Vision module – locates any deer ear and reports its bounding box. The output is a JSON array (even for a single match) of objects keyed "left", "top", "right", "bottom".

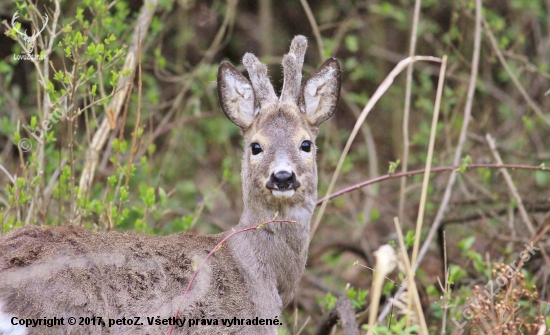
[
  {"left": 218, "top": 61, "right": 257, "bottom": 129},
  {"left": 299, "top": 58, "right": 341, "bottom": 127}
]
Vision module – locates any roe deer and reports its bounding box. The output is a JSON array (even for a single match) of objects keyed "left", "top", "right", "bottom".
[{"left": 0, "top": 35, "right": 340, "bottom": 335}]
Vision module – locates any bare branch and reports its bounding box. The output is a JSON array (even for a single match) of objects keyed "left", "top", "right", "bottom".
[
  {"left": 398, "top": 0, "right": 422, "bottom": 223},
  {"left": 483, "top": 17, "right": 550, "bottom": 127},
  {"left": 78, "top": 0, "right": 159, "bottom": 198},
  {"left": 299, "top": 0, "right": 324, "bottom": 60},
  {"left": 313, "top": 296, "right": 359, "bottom": 335},
  {"left": 486, "top": 134, "right": 536, "bottom": 235},
  {"left": 316, "top": 163, "right": 550, "bottom": 205}
]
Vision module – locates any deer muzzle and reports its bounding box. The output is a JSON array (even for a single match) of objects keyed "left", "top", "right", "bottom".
[{"left": 266, "top": 171, "right": 301, "bottom": 199}]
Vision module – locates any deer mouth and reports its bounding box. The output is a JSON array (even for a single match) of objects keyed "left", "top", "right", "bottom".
[
  {"left": 270, "top": 189, "right": 296, "bottom": 199},
  {"left": 266, "top": 183, "right": 300, "bottom": 199}
]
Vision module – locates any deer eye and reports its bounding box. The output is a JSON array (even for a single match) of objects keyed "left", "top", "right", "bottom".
[
  {"left": 300, "top": 140, "right": 312, "bottom": 152},
  {"left": 251, "top": 143, "right": 263, "bottom": 155}
]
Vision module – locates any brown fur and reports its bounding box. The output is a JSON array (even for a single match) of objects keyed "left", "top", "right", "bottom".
[
  {"left": 0, "top": 225, "right": 253, "bottom": 334},
  {"left": 0, "top": 36, "right": 340, "bottom": 335}
]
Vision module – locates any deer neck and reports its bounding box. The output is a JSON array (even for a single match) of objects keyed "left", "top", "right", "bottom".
[{"left": 228, "top": 188, "right": 316, "bottom": 314}]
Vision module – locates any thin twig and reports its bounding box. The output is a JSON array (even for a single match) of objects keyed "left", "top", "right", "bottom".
[
  {"left": 485, "top": 134, "right": 536, "bottom": 235},
  {"left": 354, "top": 262, "right": 399, "bottom": 286},
  {"left": 393, "top": 217, "right": 429, "bottom": 335},
  {"left": 299, "top": 0, "right": 324, "bottom": 60},
  {"left": 439, "top": 231, "right": 449, "bottom": 334},
  {"left": 126, "top": 29, "right": 143, "bottom": 191},
  {"left": 296, "top": 316, "right": 310, "bottom": 335},
  {"left": 483, "top": 17, "right": 550, "bottom": 127},
  {"left": 316, "top": 163, "right": 550, "bottom": 205},
  {"left": 259, "top": 0, "right": 273, "bottom": 57},
  {"left": 23, "top": 0, "right": 61, "bottom": 225},
  {"left": 0, "top": 164, "right": 15, "bottom": 184},
  {"left": 341, "top": 88, "right": 379, "bottom": 245},
  {"left": 398, "top": 0, "right": 422, "bottom": 223},
  {"left": 410, "top": 54, "right": 447, "bottom": 267},
  {"left": 406, "top": 54, "right": 447, "bottom": 331}
]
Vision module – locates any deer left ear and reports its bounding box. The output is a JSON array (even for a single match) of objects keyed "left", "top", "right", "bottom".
[{"left": 299, "top": 58, "right": 341, "bottom": 127}]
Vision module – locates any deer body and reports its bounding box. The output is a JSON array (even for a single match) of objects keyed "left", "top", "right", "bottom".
[{"left": 0, "top": 36, "right": 340, "bottom": 335}]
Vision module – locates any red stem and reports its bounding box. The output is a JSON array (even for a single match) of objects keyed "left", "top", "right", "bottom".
[{"left": 316, "top": 163, "right": 550, "bottom": 205}]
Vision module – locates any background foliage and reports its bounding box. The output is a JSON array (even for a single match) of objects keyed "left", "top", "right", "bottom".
[{"left": 1, "top": 0, "right": 549, "bottom": 333}]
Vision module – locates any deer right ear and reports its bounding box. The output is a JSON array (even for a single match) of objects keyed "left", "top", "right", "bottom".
[
  {"left": 299, "top": 58, "right": 341, "bottom": 127},
  {"left": 218, "top": 61, "right": 257, "bottom": 129}
]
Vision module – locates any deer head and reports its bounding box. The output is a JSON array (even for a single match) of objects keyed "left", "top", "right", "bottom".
[
  {"left": 217, "top": 36, "right": 341, "bottom": 214},
  {"left": 11, "top": 11, "right": 49, "bottom": 54}
]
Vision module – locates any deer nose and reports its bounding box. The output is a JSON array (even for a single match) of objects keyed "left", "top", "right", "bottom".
[
  {"left": 267, "top": 171, "right": 300, "bottom": 190},
  {"left": 274, "top": 171, "right": 293, "bottom": 185}
]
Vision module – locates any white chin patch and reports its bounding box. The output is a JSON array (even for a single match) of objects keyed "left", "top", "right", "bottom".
[{"left": 272, "top": 190, "right": 295, "bottom": 199}]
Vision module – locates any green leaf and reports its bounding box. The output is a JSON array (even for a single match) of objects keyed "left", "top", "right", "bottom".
[
  {"left": 147, "top": 144, "right": 156, "bottom": 155},
  {"left": 112, "top": 138, "right": 120, "bottom": 151},
  {"left": 135, "top": 218, "right": 146, "bottom": 232},
  {"left": 324, "top": 292, "right": 337, "bottom": 311},
  {"left": 13, "top": 131, "right": 20, "bottom": 144},
  {"left": 142, "top": 186, "right": 155, "bottom": 208},
  {"left": 108, "top": 175, "right": 117, "bottom": 187},
  {"left": 86, "top": 65, "right": 94, "bottom": 78},
  {"left": 535, "top": 170, "right": 550, "bottom": 187},
  {"left": 370, "top": 208, "right": 380, "bottom": 222},
  {"left": 30, "top": 116, "right": 37, "bottom": 130},
  {"left": 86, "top": 43, "right": 96, "bottom": 56},
  {"left": 458, "top": 236, "right": 475, "bottom": 251},
  {"left": 120, "top": 186, "right": 129, "bottom": 202},
  {"left": 457, "top": 155, "right": 472, "bottom": 173},
  {"left": 388, "top": 159, "right": 400, "bottom": 173},
  {"left": 345, "top": 35, "right": 359, "bottom": 53},
  {"left": 54, "top": 70, "right": 64, "bottom": 82},
  {"left": 404, "top": 230, "right": 415, "bottom": 248}
]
